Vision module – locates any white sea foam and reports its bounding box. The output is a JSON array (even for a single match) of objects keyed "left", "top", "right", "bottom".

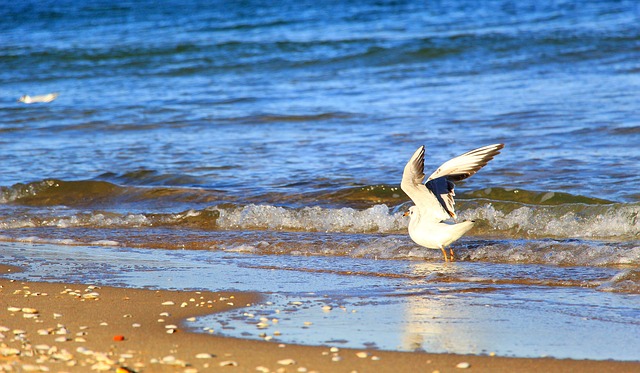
[
  {"left": 213, "top": 204, "right": 404, "bottom": 233},
  {"left": 461, "top": 203, "right": 639, "bottom": 239}
]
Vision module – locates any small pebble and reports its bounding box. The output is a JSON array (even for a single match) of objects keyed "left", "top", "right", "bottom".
[
  {"left": 456, "top": 362, "right": 471, "bottom": 369},
  {"left": 356, "top": 352, "right": 368, "bottom": 358},
  {"left": 161, "top": 301, "right": 175, "bottom": 306},
  {"left": 219, "top": 360, "right": 238, "bottom": 367},
  {"left": 195, "top": 353, "right": 214, "bottom": 359},
  {"left": 277, "top": 358, "right": 296, "bottom": 365}
]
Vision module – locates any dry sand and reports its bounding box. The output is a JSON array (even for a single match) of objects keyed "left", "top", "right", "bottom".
[{"left": 1, "top": 264, "right": 638, "bottom": 373}]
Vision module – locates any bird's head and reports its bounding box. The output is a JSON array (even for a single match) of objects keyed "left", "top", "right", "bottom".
[{"left": 403, "top": 206, "right": 417, "bottom": 218}]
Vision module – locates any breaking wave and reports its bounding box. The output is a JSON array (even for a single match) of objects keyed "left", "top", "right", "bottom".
[{"left": 0, "top": 178, "right": 638, "bottom": 241}]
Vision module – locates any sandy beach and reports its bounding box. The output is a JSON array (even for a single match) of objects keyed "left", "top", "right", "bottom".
[{"left": 1, "top": 264, "right": 638, "bottom": 373}]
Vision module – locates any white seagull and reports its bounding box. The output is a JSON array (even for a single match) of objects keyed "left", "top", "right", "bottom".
[{"left": 401, "top": 144, "right": 504, "bottom": 262}]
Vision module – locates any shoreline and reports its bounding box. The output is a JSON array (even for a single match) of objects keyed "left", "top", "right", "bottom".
[{"left": 1, "top": 264, "right": 638, "bottom": 373}]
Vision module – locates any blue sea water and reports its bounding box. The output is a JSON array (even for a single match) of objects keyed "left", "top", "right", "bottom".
[{"left": 0, "top": 0, "right": 639, "bottom": 361}]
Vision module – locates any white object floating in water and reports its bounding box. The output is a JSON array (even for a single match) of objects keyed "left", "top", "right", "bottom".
[{"left": 18, "top": 93, "right": 59, "bottom": 104}]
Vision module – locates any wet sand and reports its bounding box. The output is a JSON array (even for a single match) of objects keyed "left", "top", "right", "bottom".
[{"left": 1, "top": 264, "right": 638, "bottom": 373}]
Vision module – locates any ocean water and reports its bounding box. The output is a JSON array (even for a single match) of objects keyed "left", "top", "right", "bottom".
[{"left": 1, "top": 0, "right": 639, "bottom": 360}]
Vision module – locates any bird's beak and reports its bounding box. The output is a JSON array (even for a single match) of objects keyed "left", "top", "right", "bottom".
[{"left": 403, "top": 211, "right": 410, "bottom": 217}]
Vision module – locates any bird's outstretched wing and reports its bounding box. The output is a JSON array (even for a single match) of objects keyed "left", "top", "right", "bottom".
[
  {"left": 401, "top": 145, "right": 451, "bottom": 222},
  {"left": 426, "top": 144, "right": 504, "bottom": 218},
  {"left": 402, "top": 144, "right": 504, "bottom": 221}
]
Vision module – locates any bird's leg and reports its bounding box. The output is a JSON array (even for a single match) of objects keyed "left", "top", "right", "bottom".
[
  {"left": 439, "top": 247, "right": 449, "bottom": 262},
  {"left": 449, "top": 248, "right": 456, "bottom": 262}
]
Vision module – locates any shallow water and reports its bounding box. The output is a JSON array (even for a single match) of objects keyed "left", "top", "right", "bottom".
[
  {"left": 2, "top": 242, "right": 639, "bottom": 361},
  {"left": 1, "top": 0, "right": 639, "bottom": 362}
]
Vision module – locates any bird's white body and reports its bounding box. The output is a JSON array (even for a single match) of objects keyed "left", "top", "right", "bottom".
[
  {"left": 407, "top": 207, "right": 474, "bottom": 250},
  {"left": 401, "top": 144, "right": 504, "bottom": 261}
]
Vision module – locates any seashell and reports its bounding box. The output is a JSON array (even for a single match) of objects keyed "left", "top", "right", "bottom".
[
  {"left": 166, "top": 329, "right": 177, "bottom": 334},
  {"left": 0, "top": 347, "right": 21, "bottom": 356},
  {"left": 13, "top": 329, "right": 26, "bottom": 335},
  {"left": 165, "top": 324, "right": 178, "bottom": 329},
  {"left": 20, "top": 364, "right": 45, "bottom": 372},
  {"left": 180, "top": 302, "right": 188, "bottom": 307},
  {"left": 161, "top": 355, "right": 176, "bottom": 364},
  {"left": 159, "top": 312, "right": 170, "bottom": 317},
  {"left": 161, "top": 301, "right": 175, "bottom": 306},
  {"left": 331, "top": 356, "right": 342, "bottom": 362},
  {"left": 56, "top": 327, "right": 69, "bottom": 335},
  {"left": 456, "top": 362, "right": 471, "bottom": 369},
  {"left": 34, "top": 344, "right": 51, "bottom": 352},
  {"left": 7, "top": 307, "right": 21, "bottom": 312},
  {"left": 82, "top": 292, "right": 100, "bottom": 299},
  {"left": 77, "top": 347, "right": 94, "bottom": 355},
  {"left": 277, "top": 358, "right": 296, "bottom": 365},
  {"left": 195, "top": 353, "right": 213, "bottom": 359},
  {"left": 91, "top": 361, "right": 112, "bottom": 371},
  {"left": 132, "top": 323, "right": 141, "bottom": 328},
  {"left": 51, "top": 350, "right": 74, "bottom": 362},
  {"left": 356, "top": 352, "right": 369, "bottom": 358},
  {"left": 54, "top": 336, "right": 68, "bottom": 342},
  {"left": 329, "top": 347, "right": 339, "bottom": 353},
  {"left": 371, "top": 356, "right": 381, "bottom": 361},
  {"left": 22, "top": 307, "right": 39, "bottom": 314}
]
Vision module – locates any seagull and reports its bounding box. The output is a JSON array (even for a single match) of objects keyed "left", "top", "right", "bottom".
[
  {"left": 401, "top": 144, "right": 504, "bottom": 262},
  {"left": 18, "top": 93, "right": 59, "bottom": 104}
]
